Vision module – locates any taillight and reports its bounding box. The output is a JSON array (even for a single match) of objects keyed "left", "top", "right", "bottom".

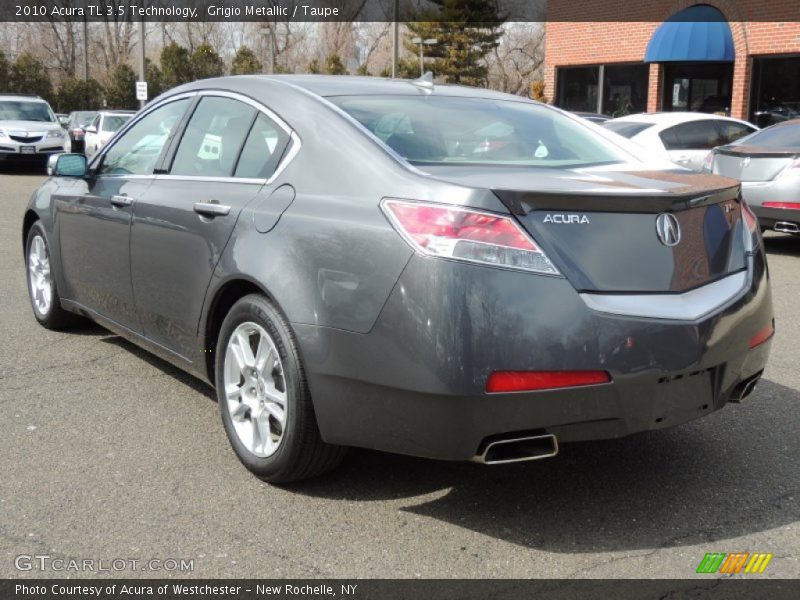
[
  {"left": 777, "top": 158, "right": 800, "bottom": 177},
  {"left": 762, "top": 202, "right": 800, "bottom": 211},
  {"left": 741, "top": 200, "right": 760, "bottom": 253},
  {"left": 486, "top": 370, "right": 611, "bottom": 393},
  {"left": 748, "top": 323, "right": 774, "bottom": 349},
  {"left": 381, "top": 199, "right": 559, "bottom": 275},
  {"left": 702, "top": 151, "right": 715, "bottom": 172}
]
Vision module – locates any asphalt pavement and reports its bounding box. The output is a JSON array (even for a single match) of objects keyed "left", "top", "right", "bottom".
[{"left": 1, "top": 170, "right": 798, "bottom": 579}]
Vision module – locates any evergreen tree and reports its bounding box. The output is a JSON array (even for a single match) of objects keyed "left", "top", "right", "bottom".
[
  {"left": 405, "top": 0, "right": 504, "bottom": 85},
  {"left": 56, "top": 77, "right": 104, "bottom": 112},
  {"left": 9, "top": 53, "right": 54, "bottom": 101},
  {"left": 146, "top": 59, "right": 164, "bottom": 99},
  {"left": 0, "top": 51, "right": 9, "bottom": 91},
  {"left": 160, "top": 42, "right": 193, "bottom": 90},
  {"left": 231, "top": 46, "right": 262, "bottom": 75},
  {"left": 324, "top": 54, "right": 347, "bottom": 75},
  {"left": 191, "top": 43, "right": 225, "bottom": 80},
  {"left": 104, "top": 64, "right": 137, "bottom": 109}
]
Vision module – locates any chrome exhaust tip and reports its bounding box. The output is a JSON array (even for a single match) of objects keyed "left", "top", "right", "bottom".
[
  {"left": 730, "top": 372, "right": 762, "bottom": 403},
  {"left": 473, "top": 434, "right": 559, "bottom": 465},
  {"left": 774, "top": 221, "right": 800, "bottom": 234}
]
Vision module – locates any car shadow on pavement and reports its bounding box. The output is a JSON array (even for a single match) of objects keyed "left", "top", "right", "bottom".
[
  {"left": 293, "top": 378, "right": 800, "bottom": 553},
  {"left": 763, "top": 233, "right": 800, "bottom": 257},
  {"left": 96, "top": 332, "right": 216, "bottom": 400}
]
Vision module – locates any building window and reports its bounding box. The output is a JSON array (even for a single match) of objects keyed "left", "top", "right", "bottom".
[
  {"left": 749, "top": 55, "right": 800, "bottom": 127},
  {"left": 556, "top": 64, "right": 648, "bottom": 116},
  {"left": 661, "top": 62, "right": 733, "bottom": 115}
]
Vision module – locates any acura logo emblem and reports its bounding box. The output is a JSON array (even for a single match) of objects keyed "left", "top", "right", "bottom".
[
  {"left": 655, "top": 213, "right": 681, "bottom": 247},
  {"left": 742, "top": 157, "right": 751, "bottom": 168}
]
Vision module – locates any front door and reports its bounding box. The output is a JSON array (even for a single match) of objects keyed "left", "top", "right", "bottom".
[{"left": 55, "top": 97, "right": 191, "bottom": 332}]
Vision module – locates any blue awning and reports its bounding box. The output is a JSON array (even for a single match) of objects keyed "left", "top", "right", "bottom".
[{"left": 644, "top": 4, "right": 734, "bottom": 63}]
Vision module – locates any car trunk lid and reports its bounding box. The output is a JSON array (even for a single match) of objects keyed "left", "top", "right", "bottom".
[
  {"left": 713, "top": 145, "right": 799, "bottom": 182},
  {"left": 421, "top": 165, "right": 747, "bottom": 293}
]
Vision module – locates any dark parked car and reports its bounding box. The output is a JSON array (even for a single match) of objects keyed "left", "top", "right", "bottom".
[
  {"left": 707, "top": 119, "right": 800, "bottom": 235},
  {"left": 23, "top": 76, "right": 773, "bottom": 482},
  {"left": 66, "top": 110, "right": 98, "bottom": 153}
]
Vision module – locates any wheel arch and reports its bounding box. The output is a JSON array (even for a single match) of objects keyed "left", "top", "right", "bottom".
[
  {"left": 202, "top": 277, "right": 280, "bottom": 383},
  {"left": 22, "top": 209, "right": 40, "bottom": 253}
]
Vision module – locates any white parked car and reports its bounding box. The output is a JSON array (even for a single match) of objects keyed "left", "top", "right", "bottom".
[
  {"left": 0, "top": 94, "right": 70, "bottom": 167},
  {"left": 603, "top": 112, "right": 758, "bottom": 171},
  {"left": 84, "top": 110, "right": 134, "bottom": 157}
]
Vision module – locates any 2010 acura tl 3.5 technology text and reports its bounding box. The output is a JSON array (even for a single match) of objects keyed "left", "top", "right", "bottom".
[{"left": 22, "top": 75, "right": 774, "bottom": 482}]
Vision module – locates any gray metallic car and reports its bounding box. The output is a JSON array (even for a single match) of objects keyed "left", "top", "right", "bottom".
[
  {"left": 22, "top": 76, "right": 774, "bottom": 482},
  {"left": 708, "top": 119, "right": 800, "bottom": 235}
]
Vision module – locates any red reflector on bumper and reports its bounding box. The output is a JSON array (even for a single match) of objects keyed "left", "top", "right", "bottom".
[
  {"left": 486, "top": 370, "right": 611, "bottom": 393},
  {"left": 762, "top": 202, "right": 800, "bottom": 211},
  {"left": 748, "top": 323, "right": 775, "bottom": 349}
]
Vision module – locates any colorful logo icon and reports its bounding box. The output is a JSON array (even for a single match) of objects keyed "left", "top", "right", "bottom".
[{"left": 696, "top": 552, "right": 773, "bottom": 574}]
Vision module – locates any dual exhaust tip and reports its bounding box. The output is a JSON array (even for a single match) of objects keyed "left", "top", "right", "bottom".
[
  {"left": 473, "top": 433, "right": 559, "bottom": 465},
  {"left": 774, "top": 221, "right": 800, "bottom": 234}
]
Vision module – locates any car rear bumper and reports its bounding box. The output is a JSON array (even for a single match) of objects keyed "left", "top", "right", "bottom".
[
  {"left": 742, "top": 180, "right": 800, "bottom": 233},
  {"left": 751, "top": 205, "right": 800, "bottom": 234},
  {"left": 295, "top": 251, "right": 773, "bottom": 461}
]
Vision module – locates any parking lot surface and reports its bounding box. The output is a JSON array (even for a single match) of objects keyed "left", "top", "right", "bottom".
[{"left": 1, "top": 171, "right": 798, "bottom": 578}]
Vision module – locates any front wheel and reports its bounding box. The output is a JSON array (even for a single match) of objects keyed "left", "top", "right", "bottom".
[
  {"left": 25, "top": 221, "right": 76, "bottom": 329},
  {"left": 215, "top": 294, "right": 346, "bottom": 483}
]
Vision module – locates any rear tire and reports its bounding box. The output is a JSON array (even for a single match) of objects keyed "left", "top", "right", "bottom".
[
  {"left": 215, "top": 294, "right": 346, "bottom": 483},
  {"left": 25, "top": 221, "right": 76, "bottom": 330}
]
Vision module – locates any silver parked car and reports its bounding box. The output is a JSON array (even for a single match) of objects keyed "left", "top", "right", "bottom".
[{"left": 707, "top": 119, "right": 800, "bottom": 235}]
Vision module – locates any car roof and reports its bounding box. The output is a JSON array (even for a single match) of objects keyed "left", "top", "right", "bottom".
[
  {"left": 180, "top": 74, "right": 535, "bottom": 103},
  {"left": 0, "top": 95, "right": 47, "bottom": 103},
  {"left": 608, "top": 112, "right": 745, "bottom": 126},
  {"left": 99, "top": 110, "right": 135, "bottom": 116}
]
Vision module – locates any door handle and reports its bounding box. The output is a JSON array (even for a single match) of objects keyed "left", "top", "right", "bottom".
[
  {"left": 110, "top": 195, "right": 133, "bottom": 207},
  {"left": 193, "top": 202, "right": 231, "bottom": 217}
]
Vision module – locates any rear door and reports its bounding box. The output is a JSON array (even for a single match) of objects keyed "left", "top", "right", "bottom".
[
  {"left": 55, "top": 98, "right": 191, "bottom": 331},
  {"left": 130, "top": 93, "right": 293, "bottom": 358}
]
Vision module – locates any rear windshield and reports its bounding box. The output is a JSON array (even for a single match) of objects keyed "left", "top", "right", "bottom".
[
  {"left": 102, "top": 115, "right": 132, "bottom": 132},
  {"left": 0, "top": 100, "right": 55, "bottom": 122},
  {"left": 731, "top": 121, "right": 800, "bottom": 149},
  {"left": 602, "top": 120, "right": 653, "bottom": 139},
  {"left": 331, "top": 95, "right": 631, "bottom": 168}
]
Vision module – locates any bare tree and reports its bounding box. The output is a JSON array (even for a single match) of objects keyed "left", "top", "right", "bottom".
[{"left": 486, "top": 22, "right": 545, "bottom": 96}]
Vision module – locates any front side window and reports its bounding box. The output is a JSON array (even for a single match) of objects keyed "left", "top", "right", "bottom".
[
  {"left": 333, "top": 95, "right": 632, "bottom": 168},
  {"left": 0, "top": 100, "right": 55, "bottom": 122},
  {"left": 170, "top": 97, "right": 255, "bottom": 177},
  {"left": 98, "top": 99, "right": 189, "bottom": 176}
]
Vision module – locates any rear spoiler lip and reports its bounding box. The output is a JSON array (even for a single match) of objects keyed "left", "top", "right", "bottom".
[
  {"left": 494, "top": 184, "right": 741, "bottom": 216},
  {"left": 714, "top": 146, "right": 800, "bottom": 159}
]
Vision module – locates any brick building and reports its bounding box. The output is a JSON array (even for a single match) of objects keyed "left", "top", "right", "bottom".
[{"left": 544, "top": 1, "right": 800, "bottom": 126}]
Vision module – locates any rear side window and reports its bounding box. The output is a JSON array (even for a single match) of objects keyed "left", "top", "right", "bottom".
[
  {"left": 716, "top": 121, "right": 756, "bottom": 145},
  {"left": 602, "top": 121, "right": 653, "bottom": 139},
  {"left": 660, "top": 120, "right": 723, "bottom": 150},
  {"left": 170, "top": 97, "right": 255, "bottom": 177},
  {"left": 234, "top": 112, "right": 291, "bottom": 179}
]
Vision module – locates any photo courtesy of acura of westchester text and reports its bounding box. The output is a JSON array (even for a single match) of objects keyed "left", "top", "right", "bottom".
[{"left": 1, "top": 0, "right": 799, "bottom": 594}]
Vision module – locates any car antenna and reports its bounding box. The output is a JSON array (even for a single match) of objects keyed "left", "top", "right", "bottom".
[{"left": 410, "top": 71, "right": 434, "bottom": 93}]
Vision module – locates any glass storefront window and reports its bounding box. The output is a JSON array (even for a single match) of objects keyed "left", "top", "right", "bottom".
[
  {"left": 556, "top": 66, "right": 599, "bottom": 113},
  {"left": 749, "top": 56, "right": 800, "bottom": 128},
  {"left": 556, "top": 64, "right": 648, "bottom": 116},
  {"left": 662, "top": 63, "right": 733, "bottom": 115}
]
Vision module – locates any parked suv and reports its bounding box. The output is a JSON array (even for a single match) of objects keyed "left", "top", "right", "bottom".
[
  {"left": 0, "top": 94, "right": 69, "bottom": 166},
  {"left": 84, "top": 110, "right": 134, "bottom": 157}
]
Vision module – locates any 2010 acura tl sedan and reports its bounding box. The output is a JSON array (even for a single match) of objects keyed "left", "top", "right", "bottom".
[{"left": 23, "top": 75, "right": 774, "bottom": 482}]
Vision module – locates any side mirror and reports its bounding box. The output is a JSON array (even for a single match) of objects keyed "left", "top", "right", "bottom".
[
  {"left": 48, "top": 153, "right": 87, "bottom": 177},
  {"left": 85, "top": 125, "right": 97, "bottom": 134}
]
